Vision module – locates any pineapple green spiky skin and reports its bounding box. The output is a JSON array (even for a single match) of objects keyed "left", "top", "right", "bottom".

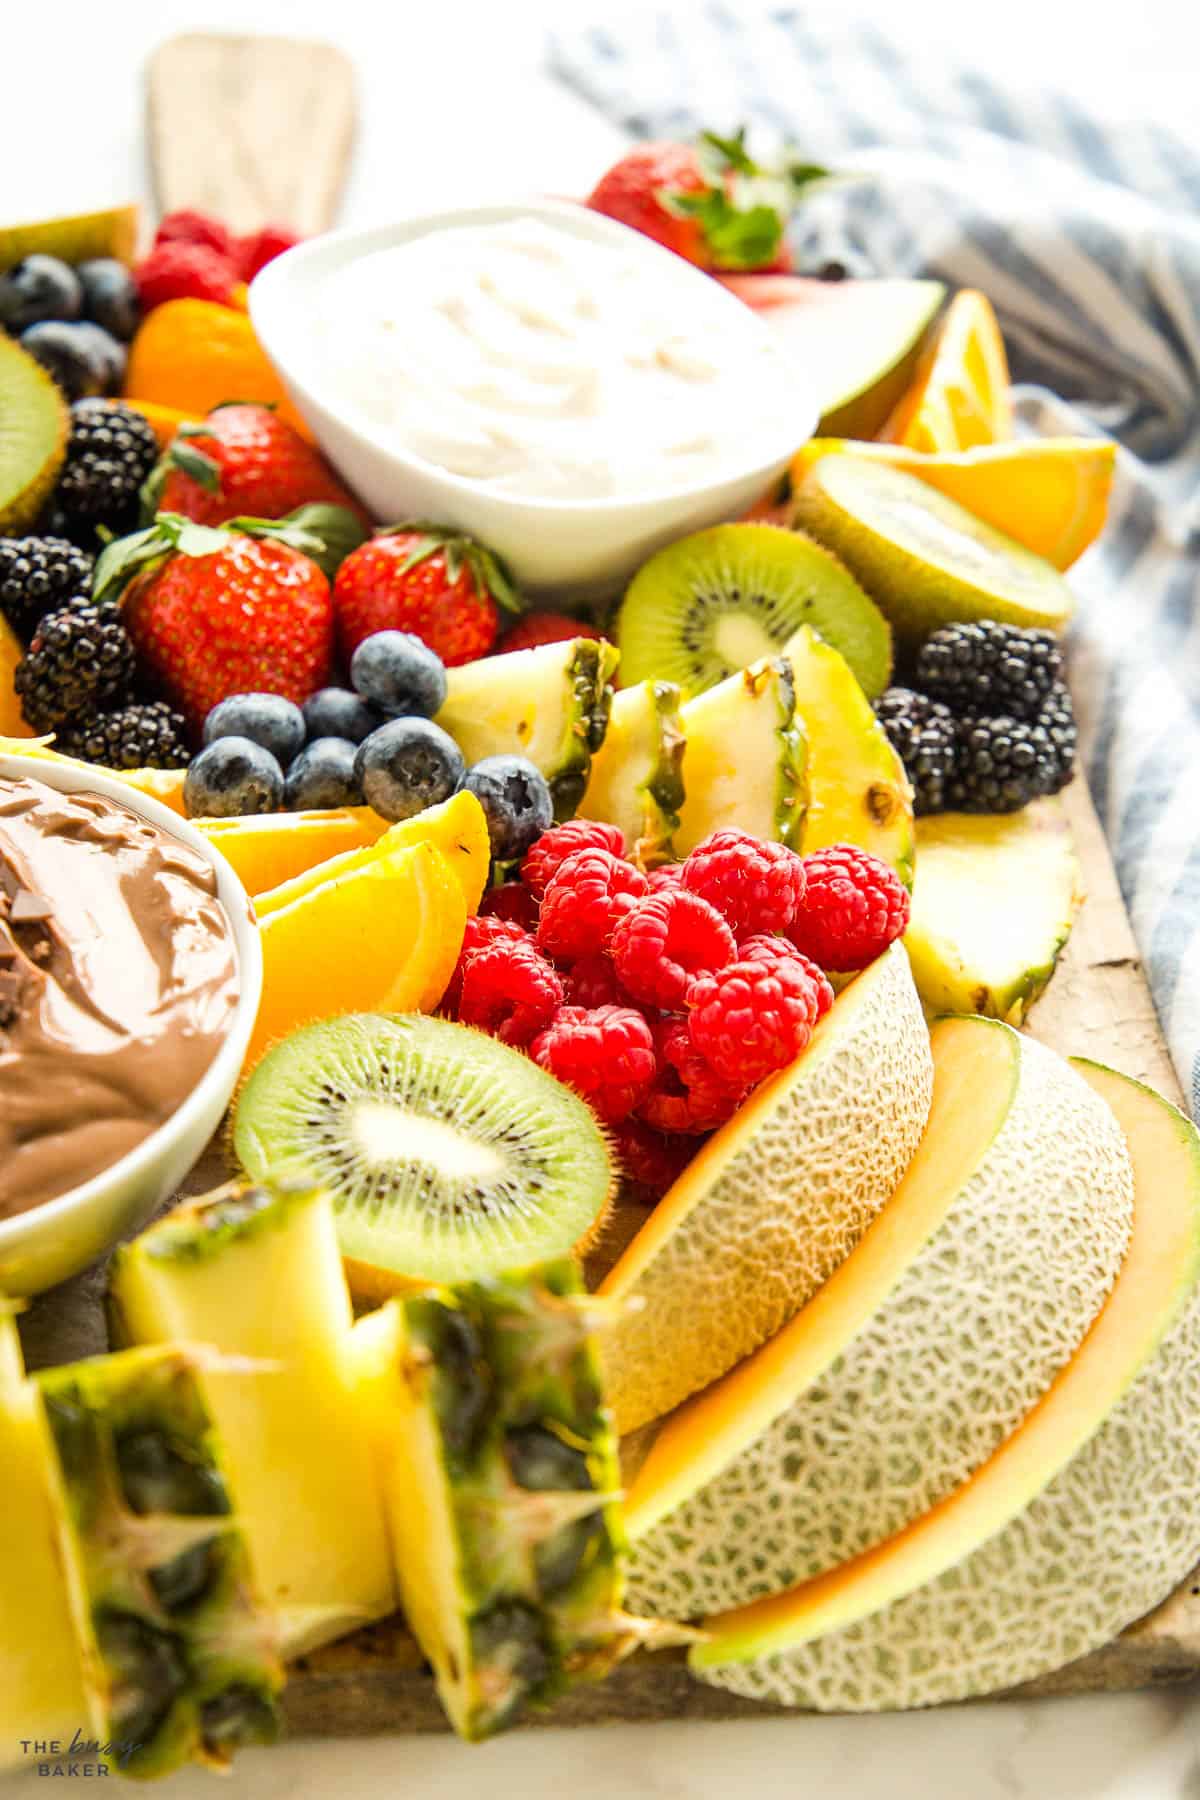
[
  {"left": 356, "top": 1259, "right": 656, "bottom": 1741},
  {"left": 36, "top": 1345, "right": 282, "bottom": 1779},
  {"left": 107, "top": 1180, "right": 397, "bottom": 1659}
]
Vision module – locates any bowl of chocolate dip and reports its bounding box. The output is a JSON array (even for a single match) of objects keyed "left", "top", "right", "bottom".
[{"left": 0, "top": 756, "right": 263, "bottom": 1295}]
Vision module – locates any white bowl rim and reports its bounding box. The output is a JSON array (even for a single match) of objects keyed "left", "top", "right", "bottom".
[
  {"left": 249, "top": 197, "right": 816, "bottom": 517},
  {"left": 0, "top": 755, "right": 262, "bottom": 1249}
]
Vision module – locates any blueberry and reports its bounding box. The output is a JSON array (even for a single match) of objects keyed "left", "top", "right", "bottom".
[
  {"left": 350, "top": 630, "right": 446, "bottom": 719},
  {"left": 284, "top": 738, "right": 363, "bottom": 810},
  {"left": 302, "top": 686, "right": 379, "bottom": 745},
  {"left": 184, "top": 738, "right": 284, "bottom": 818},
  {"left": 72, "top": 322, "right": 126, "bottom": 394},
  {"left": 461, "top": 755, "right": 553, "bottom": 861},
  {"left": 19, "top": 320, "right": 110, "bottom": 400},
  {"left": 203, "top": 693, "right": 307, "bottom": 767},
  {"left": 355, "top": 718, "right": 465, "bottom": 822},
  {"left": 76, "top": 258, "right": 140, "bottom": 341},
  {"left": 0, "top": 255, "right": 83, "bottom": 331}
]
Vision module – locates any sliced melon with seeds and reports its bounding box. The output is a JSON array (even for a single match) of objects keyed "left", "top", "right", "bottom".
[
  {"left": 626, "top": 1021, "right": 1133, "bottom": 1620},
  {"left": 0, "top": 335, "right": 68, "bottom": 533},
  {"left": 905, "top": 801, "right": 1080, "bottom": 1022},
  {"left": 783, "top": 624, "right": 914, "bottom": 887},
  {"left": 233, "top": 1012, "right": 615, "bottom": 1300},
  {"left": 675, "top": 657, "right": 807, "bottom": 855},
  {"left": 599, "top": 942, "right": 932, "bottom": 1433},
  {"left": 691, "top": 1055, "right": 1200, "bottom": 1710},
  {"left": 435, "top": 638, "right": 618, "bottom": 820},
  {"left": 108, "top": 1180, "right": 397, "bottom": 1658},
  {"left": 792, "top": 455, "right": 1075, "bottom": 645},
  {"left": 578, "top": 679, "right": 685, "bottom": 866},
  {"left": 614, "top": 522, "right": 892, "bottom": 701}
]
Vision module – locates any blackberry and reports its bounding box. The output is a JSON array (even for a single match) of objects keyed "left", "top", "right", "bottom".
[
  {"left": 45, "top": 398, "right": 159, "bottom": 546},
  {"left": 57, "top": 701, "right": 191, "bottom": 770},
  {"left": 915, "top": 621, "right": 1063, "bottom": 720},
  {"left": 874, "top": 686, "right": 957, "bottom": 816},
  {"left": 1040, "top": 680, "right": 1078, "bottom": 774},
  {"left": 948, "top": 712, "right": 1074, "bottom": 813},
  {"left": 14, "top": 601, "right": 137, "bottom": 731},
  {"left": 0, "top": 536, "right": 94, "bottom": 641}
]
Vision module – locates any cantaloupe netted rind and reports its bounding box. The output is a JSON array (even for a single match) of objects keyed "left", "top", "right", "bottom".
[
  {"left": 791, "top": 456, "right": 1076, "bottom": 646},
  {"left": 625, "top": 1020, "right": 1133, "bottom": 1620},
  {"left": 598, "top": 942, "right": 933, "bottom": 1434},
  {"left": 690, "top": 1060, "right": 1200, "bottom": 1709}
]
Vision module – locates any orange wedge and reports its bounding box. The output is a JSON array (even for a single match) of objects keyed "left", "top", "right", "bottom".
[
  {"left": 195, "top": 807, "right": 390, "bottom": 898},
  {"left": 791, "top": 437, "right": 1115, "bottom": 570},
  {"left": 882, "top": 290, "right": 1012, "bottom": 452},
  {"left": 124, "top": 299, "right": 313, "bottom": 438},
  {"left": 0, "top": 736, "right": 187, "bottom": 811},
  {"left": 0, "top": 619, "right": 33, "bottom": 737}
]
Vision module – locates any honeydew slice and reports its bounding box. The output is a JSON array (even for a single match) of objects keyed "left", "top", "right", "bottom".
[
  {"left": 690, "top": 1057, "right": 1200, "bottom": 1709},
  {"left": 599, "top": 941, "right": 932, "bottom": 1433},
  {"left": 625, "top": 1020, "right": 1133, "bottom": 1619}
]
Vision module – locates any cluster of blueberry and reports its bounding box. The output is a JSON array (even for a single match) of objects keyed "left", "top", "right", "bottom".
[
  {"left": 182, "top": 628, "right": 554, "bottom": 861},
  {"left": 0, "top": 255, "right": 139, "bottom": 399}
]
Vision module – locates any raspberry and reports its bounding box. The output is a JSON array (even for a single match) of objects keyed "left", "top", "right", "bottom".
[
  {"left": 479, "top": 881, "right": 539, "bottom": 931},
  {"left": 153, "top": 209, "right": 235, "bottom": 257},
  {"left": 681, "top": 828, "right": 806, "bottom": 936},
  {"left": 457, "top": 938, "right": 564, "bottom": 1047},
  {"left": 645, "top": 863, "right": 684, "bottom": 893},
  {"left": 565, "top": 953, "right": 630, "bottom": 1009},
  {"left": 134, "top": 242, "right": 238, "bottom": 310},
  {"left": 530, "top": 1005, "right": 657, "bottom": 1123},
  {"left": 609, "top": 1118, "right": 694, "bottom": 1200},
  {"left": 738, "top": 936, "right": 835, "bottom": 1018},
  {"left": 536, "top": 848, "right": 648, "bottom": 965},
  {"left": 688, "top": 956, "right": 828, "bottom": 1088},
  {"left": 521, "top": 818, "right": 626, "bottom": 898},
  {"left": 610, "top": 890, "right": 735, "bottom": 1011},
  {"left": 236, "top": 223, "right": 302, "bottom": 282},
  {"left": 443, "top": 914, "right": 527, "bottom": 1015},
  {"left": 788, "top": 844, "right": 911, "bottom": 973},
  {"left": 638, "top": 1017, "right": 748, "bottom": 1134}
]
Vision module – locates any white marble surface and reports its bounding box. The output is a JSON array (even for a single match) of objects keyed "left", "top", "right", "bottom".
[{"left": 5, "top": 1, "right": 1200, "bottom": 1793}]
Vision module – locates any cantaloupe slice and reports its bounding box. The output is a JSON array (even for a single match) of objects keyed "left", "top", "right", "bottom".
[
  {"left": 598, "top": 941, "right": 932, "bottom": 1433},
  {"left": 690, "top": 1055, "right": 1200, "bottom": 1709},
  {"left": 625, "top": 1020, "right": 1133, "bottom": 1620}
]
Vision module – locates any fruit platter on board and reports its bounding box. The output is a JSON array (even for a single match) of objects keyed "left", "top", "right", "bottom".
[{"left": 2, "top": 28, "right": 1198, "bottom": 1781}]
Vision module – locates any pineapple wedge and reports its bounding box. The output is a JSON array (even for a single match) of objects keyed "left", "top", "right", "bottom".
[
  {"left": 36, "top": 1344, "right": 282, "bottom": 1778},
  {"left": 578, "top": 679, "right": 686, "bottom": 867},
  {"left": 353, "top": 1260, "right": 672, "bottom": 1740},
  {"left": 107, "top": 1181, "right": 396, "bottom": 1657},
  {"left": 0, "top": 1310, "right": 89, "bottom": 1767}
]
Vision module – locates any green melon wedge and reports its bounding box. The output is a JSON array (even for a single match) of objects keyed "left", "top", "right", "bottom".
[
  {"left": 905, "top": 801, "right": 1081, "bottom": 1023},
  {"left": 690, "top": 1054, "right": 1200, "bottom": 1709},
  {"left": 625, "top": 1021, "right": 1132, "bottom": 1620}
]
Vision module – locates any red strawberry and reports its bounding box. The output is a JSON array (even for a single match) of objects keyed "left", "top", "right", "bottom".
[
  {"left": 134, "top": 242, "right": 238, "bottom": 311},
  {"left": 586, "top": 129, "right": 826, "bottom": 272},
  {"left": 101, "top": 519, "right": 334, "bottom": 731},
  {"left": 153, "top": 209, "right": 235, "bottom": 258},
  {"left": 236, "top": 223, "right": 303, "bottom": 283},
  {"left": 333, "top": 524, "right": 521, "bottom": 667},
  {"left": 153, "top": 404, "right": 369, "bottom": 528},
  {"left": 502, "top": 611, "right": 605, "bottom": 654}
]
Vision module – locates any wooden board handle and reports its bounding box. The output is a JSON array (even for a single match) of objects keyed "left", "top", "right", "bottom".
[{"left": 146, "top": 32, "right": 357, "bottom": 236}]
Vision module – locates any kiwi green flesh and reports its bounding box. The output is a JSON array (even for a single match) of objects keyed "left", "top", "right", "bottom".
[
  {"left": 793, "top": 456, "right": 1075, "bottom": 639},
  {"left": 232, "top": 1014, "right": 614, "bottom": 1287},
  {"left": 0, "top": 337, "right": 68, "bottom": 531},
  {"left": 615, "top": 522, "right": 892, "bottom": 702}
]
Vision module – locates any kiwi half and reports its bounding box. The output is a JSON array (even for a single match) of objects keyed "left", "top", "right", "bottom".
[
  {"left": 0, "top": 204, "right": 139, "bottom": 271},
  {"left": 0, "top": 336, "right": 68, "bottom": 533},
  {"left": 614, "top": 522, "right": 893, "bottom": 702},
  {"left": 233, "top": 1013, "right": 615, "bottom": 1299},
  {"left": 791, "top": 455, "right": 1076, "bottom": 644}
]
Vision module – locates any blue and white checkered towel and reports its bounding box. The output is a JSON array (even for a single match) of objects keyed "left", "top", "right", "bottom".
[{"left": 551, "top": 6, "right": 1200, "bottom": 1115}]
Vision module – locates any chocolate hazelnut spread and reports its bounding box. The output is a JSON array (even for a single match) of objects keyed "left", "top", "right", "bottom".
[{"left": 0, "top": 774, "right": 239, "bottom": 1219}]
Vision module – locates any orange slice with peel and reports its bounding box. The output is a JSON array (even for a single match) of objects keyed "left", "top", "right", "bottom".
[{"left": 882, "top": 290, "right": 1012, "bottom": 452}]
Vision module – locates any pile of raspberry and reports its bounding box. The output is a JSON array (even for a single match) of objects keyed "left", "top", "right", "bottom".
[{"left": 441, "top": 820, "right": 910, "bottom": 1204}]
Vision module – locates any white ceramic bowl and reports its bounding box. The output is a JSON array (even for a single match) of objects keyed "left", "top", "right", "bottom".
[
  {"left": 249, "top": 200, "right": 816, "bottom": 602},
  {"left": 0, "top": 758, "right": 262, "bottom": 1297}
]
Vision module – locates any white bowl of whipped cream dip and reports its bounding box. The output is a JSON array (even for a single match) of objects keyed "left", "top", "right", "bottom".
[
  {"left": 0, "top": 757, "right": 262, "bottom": 1296},
  {"left": 250, "top": 202, "right": 815, "bottom": 600}
]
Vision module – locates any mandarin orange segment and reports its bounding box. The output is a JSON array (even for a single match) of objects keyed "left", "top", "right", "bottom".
[
  {"left": 882, "top": 290, "right": 1012, "bottom": 452},
  {"left": 0, "top": 618, "right": 34, "bottom": 737},
  {"left": 195, "top": 807, "right": 390, "bottom": 898},
  {"left": 248, "top": 840, "right": 467, "bottom": 1068},
  {"left": 123, "top": 299, "right": 313, "bottom": 439}
]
